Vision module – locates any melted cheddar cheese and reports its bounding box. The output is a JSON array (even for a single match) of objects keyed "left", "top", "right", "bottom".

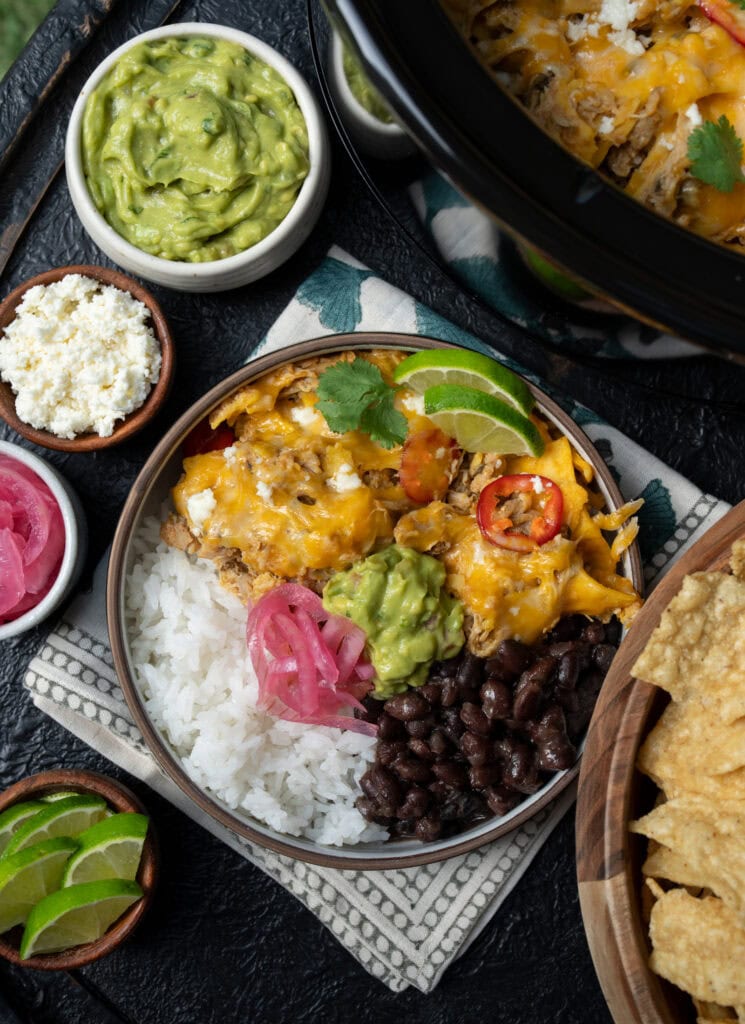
[
  {"left": 394, "top": 434, "right": 641, "bottom": 651},
  {"left": 444, "top": 0, "right": 745, "bottom": 245}
]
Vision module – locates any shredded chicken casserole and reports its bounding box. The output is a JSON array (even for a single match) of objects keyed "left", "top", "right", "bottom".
[{"left": 443, "top": 0, "right": 745, "bottom": 247}]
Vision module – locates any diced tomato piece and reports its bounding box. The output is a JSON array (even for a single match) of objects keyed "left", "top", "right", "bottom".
[
  {"left": 399, "top": 428, "right": 461, "bottom": 504},
  {"left": 477, "top": 474, "right": 564, "bottom": 552},
  {"left": 183, "top": 417, "right": 235, "bottom": 457}
]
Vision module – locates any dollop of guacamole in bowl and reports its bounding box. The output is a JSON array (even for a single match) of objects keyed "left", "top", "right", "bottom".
[
  {"left": 81, "top": 36, "right": 310, "bottom": 262},
  {"left": 323, "top": 545, "right": 464, "bottom": 699},
  {"left": 342, "top": 46, "right": 394, "bottom": 125}
]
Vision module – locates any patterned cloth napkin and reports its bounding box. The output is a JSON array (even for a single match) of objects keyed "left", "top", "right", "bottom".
[
  {"left": 409, "top": 169, "right": 702, "bottom": 360},
  {"left": 23, "top": 246, "right": 728, "bottom": 993}
]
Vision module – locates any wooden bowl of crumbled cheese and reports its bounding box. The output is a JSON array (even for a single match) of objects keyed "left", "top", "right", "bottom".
[{"left": 0, "top": 265, "right": 174, "bottom": 451}]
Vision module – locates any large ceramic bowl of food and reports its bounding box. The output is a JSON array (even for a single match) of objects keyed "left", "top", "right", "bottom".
[
  {"left": 65, "top": 24, "right": 330, "bottom": 292},
  {"left": 324, "top": 0, "right": 745, "bottom": 357},
  {"left": 107, "top": 334, "right": 643, "bottom": 868},
  {"left": 577, "top": 502, "right": 745, "bottom": 1023}
]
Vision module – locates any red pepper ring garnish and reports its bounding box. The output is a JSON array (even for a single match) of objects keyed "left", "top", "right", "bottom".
[
  {"left": 476, "top": 474, "right": 564, "bottom": 552},
  {"left": 183, "top": 417, "right": 235, "bottom": 457}
]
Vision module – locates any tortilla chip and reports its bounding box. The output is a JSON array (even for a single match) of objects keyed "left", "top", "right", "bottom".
[
  {"left": 638, "top": 706, "right": 745, "bottom": 802},
  {"left": 639, "top": 701, "right": 745, "bottom": 778},
  {"left": 649, "top": 890, "right": 745, "bottom": 1006},
  {"left": 730, "top": 540, "right": 745, "bottom": 582},
  {"left": 631, "top": 796, "right": 745, "bottom": 917},
  {"left": 631, "top": 572, "right": 745, "bottom": 723},
  {"left": 693, "top": 998, "right": 737, "bottom": 1023}
]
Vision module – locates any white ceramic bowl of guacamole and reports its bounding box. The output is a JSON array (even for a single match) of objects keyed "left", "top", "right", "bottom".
[
  {"left": 65, "top": 24, "right": 331, "bottom": 292},
  {"left": 327, "top": 32, "right": 416, "bottom": 161}
]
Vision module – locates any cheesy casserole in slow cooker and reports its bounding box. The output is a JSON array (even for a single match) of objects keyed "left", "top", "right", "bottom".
[{"left": 444, "top": 0, "right": 745, "bottom": 247}]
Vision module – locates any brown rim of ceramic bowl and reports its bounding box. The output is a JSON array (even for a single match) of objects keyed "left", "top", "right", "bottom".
[
  {"left": 0, "top": 768, "right": 158, "bottom": 970},
  {"left": 107, "top": 332, "right": 644, "bottom": 871},
  {"left": 0, "top": 265, "right": 175, "bottom": 452}
]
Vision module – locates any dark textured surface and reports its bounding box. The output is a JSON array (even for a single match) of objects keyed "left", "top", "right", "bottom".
[{"left": 1, "top": 1, "right": 745, "bottom": 1022}]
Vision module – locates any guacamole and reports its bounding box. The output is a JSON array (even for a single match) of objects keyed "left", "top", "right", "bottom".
[
  {"left": 323, "top": 545, "right": 464, "bottom": 699},
  {"left": 342, "top": 46, "right": 393, "bottom": 125},
  {"left": 82, "top": 36, "right": 310, "bottom": 262}
]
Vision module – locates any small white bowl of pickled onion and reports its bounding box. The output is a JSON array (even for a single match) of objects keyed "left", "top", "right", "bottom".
[{"left": 0, "top": 441, "right": 87, "bottom": 641}]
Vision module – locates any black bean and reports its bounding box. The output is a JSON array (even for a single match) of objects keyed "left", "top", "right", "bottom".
[
  {"left": 556, "top": 650, "right": 580, "bottom": 692},
  {"left": 441, "top": 708, "right": 465, "bottom": 743},
  {"left": 566, "top": 669, "right": 604, "bottom": 740},
  {"left": 502, "top": 744, "right": 540, "bottom": 794},
  {"left": 432, "top": 762, "right": 468, "bottom": 789},
  {"left": 456, "top": 651, "right": 484, "bottom": 690},
  {"left": 384, "top": 692, "right": 430, "bottom": 721},
  {"left": 377, "top": 713, "right": 405, "bottom": 741},
  {"left": 533, "top": 705, "right": 576, "bottom": 772},
  {"left": 361, "top": 696, "right": 385, "bottom": 724},
  {"left": 419, "top": 682, "right": 442, "bottom": 705},
  {"left": 441, "top": 679, "right": 460, "bottom": 707},
  {"left": 415, "top": 815, "right": 442, "bottom": 841},
  {"left": 429, "top": 729, "right": 450, "bottom": 756},
  {"left": 428, "top": 781, "right": 451, "bottom": 804},
  {"left": 546, "top": 641, "right": 577, "bottom": 659},
  {"left": 591, "top": 643, "right": 616, "bottom": 673},
  {"left": 460, "top": 702, "right": 491, "bottom": 735},
  {"left": 408, "top": 738, "right": 435, "bottom": 761},
  {"left": 549, "top": 615, "right": 586, "bottom": 642},
  {"left": 469, "top": 764, "right": 502, "bottom": 790},
  {"left": 460, "top": 731, "right": 492, "bottom": 766},
  {"left": 406, "top": 714, "right": 436, "bottom": 738},
  {"left": 480, "top": 679, "right": 512, "bottom": 720},
  {"left": 512, "top": 677, "right": 544, "bottom": 722},
  {"left": 484, "top": 785, "right": 520, "bottom": 816},
  {"left": 360, "top": 766, "right": 400, "bottom": 816},
  {"left": 604, "top": 618, "right": 622, "bottom": 645},
  {"left": 377, "top": 740, "right": 407, "bottom": 767},
  {"left": 490, "top": 638, "right": 532, "bottom": 679},
  {"left": 392, "top": 755, "right": 432, "bottom": 785},
  {"left": 580, "top": 621, "right": 606, "bottom": 645},
  {"left": 397, "top": 786, "right": 430, "bottom": 820},
  {"left": 521, "top": 656, "right": 556, "bottom": 688}
]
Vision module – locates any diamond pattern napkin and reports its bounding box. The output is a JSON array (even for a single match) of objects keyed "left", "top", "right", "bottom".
[{"left": 23, "top": 246, "right": 728, "bottom": 992}]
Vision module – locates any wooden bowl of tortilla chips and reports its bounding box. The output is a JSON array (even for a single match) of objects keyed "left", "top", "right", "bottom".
[{"left": 576, "top": 500, "right": 745, "bottom": 1024}]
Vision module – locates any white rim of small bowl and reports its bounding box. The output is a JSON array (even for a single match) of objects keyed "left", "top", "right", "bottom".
[
  {"left": 65, "top": 23, "right": 329, "bottom": 285},
  {"left": 0, "top": 441, "right": 84, "bottom": 640},
  {"left": 108, "top": 334, "right": 643, "bottom": 869},
  {"left": 330, "top": 32, "right": 408, "bottom": 140}
]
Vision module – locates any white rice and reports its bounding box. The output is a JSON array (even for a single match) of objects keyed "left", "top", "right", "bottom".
[{"left": 124, "top": 516, "right": 387, "bottom": 846}]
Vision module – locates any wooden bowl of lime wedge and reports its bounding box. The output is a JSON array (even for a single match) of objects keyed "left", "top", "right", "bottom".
[{"left": 0, "top": 769, "right": 157, "bottom": 970}]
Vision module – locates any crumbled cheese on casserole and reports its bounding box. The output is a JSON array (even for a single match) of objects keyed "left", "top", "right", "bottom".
[{"left": 186, "top": 488, "right": 216, "bottom": 533}]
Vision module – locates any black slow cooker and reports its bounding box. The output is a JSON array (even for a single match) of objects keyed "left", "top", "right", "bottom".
[{"left": 322, "top": 0, "right": 745, "bottom": 359}]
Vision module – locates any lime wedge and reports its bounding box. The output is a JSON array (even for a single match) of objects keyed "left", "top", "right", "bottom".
[
  {"left": 19, "top": 878, "right": 143, "bottom": 959},
  {"left": 424, "top": 385, "right": 544, "bottom": 455},
  {"left": 393, "top": 349, "right": 534, "bottom": 417},
  {"left": 0, "top": 802, "right": 46, "bottom": 857},
  {"left": 3, "top": 796, "right": 107, "bottom": 860},
  {"left": 0, "top": 837, "right": 79, "bottom": 934},
  {"left": 40, "top": 791, "right": 81, "bottom": 803},
  {"left": 61, "top": 814, "right": 148, "bottom": 887}
]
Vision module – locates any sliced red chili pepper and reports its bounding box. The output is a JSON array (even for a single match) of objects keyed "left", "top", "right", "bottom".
[
  {"left": 183, "top": 417, "right": 235, "bottom": 457},
  {"left": 476, "top": 474, "right": 564, "bottom": 552},
  {"left": 399, "top": 428, "right": 461, "bottom": 504}
]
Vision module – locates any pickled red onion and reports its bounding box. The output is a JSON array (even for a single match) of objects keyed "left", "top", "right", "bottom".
[
  {"left": 247, "top": 583, "right": 377, "bottom": 735},
  {"left": 0, "top": 454, "right": 65, "bottom": 625}
]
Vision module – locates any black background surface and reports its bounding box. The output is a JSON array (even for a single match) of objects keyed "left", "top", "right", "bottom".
[{"left": 1, "top": 1, "right": 744, "bottom": 1022}]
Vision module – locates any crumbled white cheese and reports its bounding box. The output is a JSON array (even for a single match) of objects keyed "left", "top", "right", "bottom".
[
  {"left": 608, "top": 28, "right": 644, "bottom": 55},
  {"left": 660, "top": 137, "right": 675, "bottom": 151},
  {"left": 509, "top": 607, "right": 520, "bottom": 616},
  {"left": 186, "top": 489, "right": 216, "bottom": 533},
  {"left": 599, "top": 0, "right": 639, "bottom": 33},
  {"left": 0, "top": 274, "right": 161, "bottom": 438},
  {"left": 686, "top": 103, "right": 702, "bottom": 127},
  {"left": 531, "top": 475, "right": 545, "bottom": 494},
  {"left": 223, "top": 445, "right": 238, "bottom": 465},
  {"left": 598, "top": 116, "right": 615, "bottom": 136},
  {"left": 570, "top": 0, "right": 643, "bottom": 55},
  {"left": 401, "top": 393, "right": 425, "bottom": 416},
  {"left": 328, "top": 464, "right": 363, "bottom": 492},
  {"left": 290, "top": 405, "right": 319, "bottom": 428},
  {"left": 255, "top": 481, "right": 273, "bottom": 503}
]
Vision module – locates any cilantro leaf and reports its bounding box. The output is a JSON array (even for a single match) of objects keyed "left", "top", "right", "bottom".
[
  {"left": 730, "top": 0, "right": 745, "bottom": 12},
  {"left": 316, "top": 358, "right": 407, "bottom": 448},
  {"left": 688, "top": 115, "right": 745, "bottom": 193}
]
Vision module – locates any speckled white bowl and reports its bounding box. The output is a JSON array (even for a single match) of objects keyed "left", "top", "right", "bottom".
[
  {"left": 0, "top": 442, "right": 87, "bottom": 641},
  {"left": 327, "top": 32, "right": 416, "bottom": 160},
  {"left": 65, "top": 24, "right": 331, "bottom": 292}
]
